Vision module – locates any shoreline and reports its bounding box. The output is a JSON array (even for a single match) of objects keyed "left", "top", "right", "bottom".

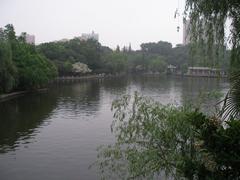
[
  {"left": 55, "top": 73, "right": 127, "bottom": 82},
  {"left": 0, "top": 74, "right": 113, "bottom": 102},
  {"left": 0, "top": 88, "right": 48, "bottom": 102},
  {"left": 0, "top": 73, "right": 228, "bottom": 102},
  {"left": 55, "top": 74, "right": 105, "bottom": 82},
  {"left": 167, "top": 73, "right": 228, "bottom": 79}
]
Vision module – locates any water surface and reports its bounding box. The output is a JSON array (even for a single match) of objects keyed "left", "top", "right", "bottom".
[{"left": 0, "top": 76, "right": 229, "bottom": 180}]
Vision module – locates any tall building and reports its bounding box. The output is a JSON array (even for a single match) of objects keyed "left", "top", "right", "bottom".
[
  {"left": 79, "top": 31, "right": 99, "bottom": 41},
  {"left": 57, "top": 38, "right": 69, "bottom": 42},
  {"left": 25, "top": 34, "right": 35, "bottom": 44},
  {"left": 183, "top": 19, "right": 219, "bottom": 46},
  {"left": 183, "top": 19, "right": 190, "bottom": 45}
]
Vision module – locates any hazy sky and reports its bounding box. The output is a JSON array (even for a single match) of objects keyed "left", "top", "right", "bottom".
[{"left": 0, "top": 0, "right": 185, "bottom": 49}]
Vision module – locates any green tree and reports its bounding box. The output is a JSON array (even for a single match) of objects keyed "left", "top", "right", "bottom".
[
  {"left": 38, "top": 38, "right": 103, "bottom": 75},
  {"left": 140, "top": 41, "right": 172, "bottom": 56},
  {"left": 0, "top": 39, "right": 17, "bottom": 93},
  {"left": 0, "top": 24, "right": 57, "bottom": 92},
  {"left": 4, "top": 24, "right": 16, "bottom": 43},
  {"left": 126, "top": 52, "right": 144, "bottom": 73},
  {"left": 103, "top": 52, "right": 128, "bottom": 74},
  {"left": 148, "top": 56, "right": 167, "bottom": 73},
  {"left": 13, "top": 42, "right": 56, "bottom": 89}
]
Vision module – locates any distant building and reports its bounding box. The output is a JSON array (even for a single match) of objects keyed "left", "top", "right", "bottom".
[
  {"left": 79, "top": 31, "right": 99, "bottom": 41},
  {"left": 186, "top": 67, "right": 227, "bottom": 77},
  {"left": 183, "top": 19, "right": 190, "bottom": 45},
  {"left": 25, "top": 34, "right": 35, "bottom": 44},
  {"left": 167, "top": 64, "right": 177, "bottom": 74},
  {"left": 58, "top": 38, "right": 69, "bottom": 42}
]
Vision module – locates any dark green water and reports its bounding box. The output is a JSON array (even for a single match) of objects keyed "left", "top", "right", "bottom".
[{"left": 0, "top": 76, "right": 229, "bottom": 180}]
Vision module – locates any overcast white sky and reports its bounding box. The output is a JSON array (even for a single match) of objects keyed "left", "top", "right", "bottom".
[{"left": 0, "top": 0, "right": 185, "bottom": 50}]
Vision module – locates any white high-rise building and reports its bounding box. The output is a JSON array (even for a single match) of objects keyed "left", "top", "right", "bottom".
[
  {"left": 183, "top": 19, "right": 190, "bottom": 45},
  {"left": 183, "top": 19, "right": 218, "bottom": 45},
  {"left": 25, "top": 34, "right": 35, "bottom": 44},
  {"left": 79, "top": 31, "right": 99, "bottom": 41}
]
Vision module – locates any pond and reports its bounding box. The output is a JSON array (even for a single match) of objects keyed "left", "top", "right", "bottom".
[{"left": 0, "top": 75, "right": 229, "bottom": 180}]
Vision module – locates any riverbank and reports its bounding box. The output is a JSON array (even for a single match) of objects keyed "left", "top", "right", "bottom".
[
  {"left": 55, "top": 74, "right": 104, "bottom": 82},
  {"left": 0, "top": 74, "right": 118, "bottom": 102},
  {"left": 0, "top": 89, "right": 48, "bottom": 102},
  {"left": 55, "top": 73, "right": 126, "bottom": 82},
  {"left": 0, "top": 73, "right": 227, "bottom": 102},
  {"left": 168, "top": 73, "right": 228, "bottom": 79}
]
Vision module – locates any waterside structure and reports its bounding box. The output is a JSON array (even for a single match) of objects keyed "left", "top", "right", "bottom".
[
  {"left": 167, "top": 65, "right": 177, "bottom": 74},
  {"left": 167, "top": 65, "right": 227, "bottom": 78},
  {"left": 185, "top": 67, "right": 227, "bottom": 78}
]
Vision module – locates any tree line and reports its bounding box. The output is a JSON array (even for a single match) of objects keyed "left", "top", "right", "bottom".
[
  {"left": 0, "top": 23, "right": 231, "bottom": 94},
  {"left": 38, "top": 35, "right": 230, "bottom": 76}
]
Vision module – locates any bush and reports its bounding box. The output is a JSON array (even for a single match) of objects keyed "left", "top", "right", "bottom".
[{"left": 94, "top": 93, "right": 240, "bottom": 179}]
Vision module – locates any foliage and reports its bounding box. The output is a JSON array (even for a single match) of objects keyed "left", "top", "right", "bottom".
[
  {"left": 191, "top": 115, "right": 240, "bottom": 179},
  {"left": 94, "top": 93, "right": 240, "bottom": 179},
  {"left": 0, "top": 24, "right": 57, "bottom": 93},
  {"left": 141, "top": 41, "right": 172, "bottom": 56},
  {"left": 102, "top": 52, "right": 128, "bottom": 74},
  {"left": 15, "top": 52, "right": 57, "bottom": 89},
  {"left": 38, "top": 36, "right": 230, "bottom": 76},
  {"left": 220, "top": 71, "right": 240, "bottom": 119},
  {"left": 37, "top": 38, "right": 103, "bottom": 75},
  {"left": 185, "top": 0, "right": 239, "bottom": 61},
  {"left": 147, "top": 56, "right": 167, "bottom": 73},
  {"left": 72, "top": 62, "right": 92, "bottom": 74},
  {"left": 0, "top": 38, "right": 17, "bottom": 93}
]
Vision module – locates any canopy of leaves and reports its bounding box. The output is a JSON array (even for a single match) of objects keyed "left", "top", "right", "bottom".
[
  {"left": 0, "top": 39, "right": 17, "bottom": 93},
  {"left": 37, "top": 36, "right": 230, "bottom": 76},
  {"left": 0, "top": 24, "right": 57, "bottom": 93},
  {"left": 102, "top": 52, "right": 128, "bottom": 74},
  {"left": 37, "top": 38, "right": 103, "bottom": 75},
  {"left": 147, "top": 56, "right": 167, "bottom": 73},
  {"left": 185, "top": 0, "right": 239, "bottom": 48}
]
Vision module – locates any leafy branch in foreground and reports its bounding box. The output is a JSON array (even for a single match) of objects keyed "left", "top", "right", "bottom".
[
  {"left": 93, "top": 93, "right": 240, "bottom": 179},
  {"left": 219, "top": 71, "right": 240, "bottom": 120}
]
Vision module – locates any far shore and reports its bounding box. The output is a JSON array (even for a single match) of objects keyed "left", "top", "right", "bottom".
[
  {"left": 55, "top": 73, "right": 128, "bottom": 82},
  {"left": 0, "top": 73, "right": 228, "bottom": 103},
  {"left": 0, "top": 74, "right": 116, "bottom": 102}
]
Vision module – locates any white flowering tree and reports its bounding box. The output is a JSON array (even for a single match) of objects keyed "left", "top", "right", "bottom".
[{"left": 72, "top": 62, "right": 92, "bottom": 75}]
